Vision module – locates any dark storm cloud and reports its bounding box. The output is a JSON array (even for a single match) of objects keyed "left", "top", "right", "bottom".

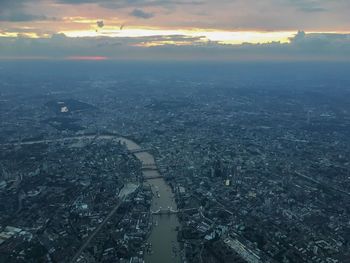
[{"left": 130, "top": 9, "right": 154, "bottom": 19}]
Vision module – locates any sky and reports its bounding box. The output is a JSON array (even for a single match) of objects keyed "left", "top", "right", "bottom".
[{"left": 0, "top": 0, "right": 350, "bottom": 61}]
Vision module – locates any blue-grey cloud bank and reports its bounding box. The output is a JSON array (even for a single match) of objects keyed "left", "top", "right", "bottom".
[{"left": 0, "top": 31, "right": 349, "bottom": 61}]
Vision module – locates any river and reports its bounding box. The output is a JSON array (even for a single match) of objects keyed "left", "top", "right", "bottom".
[
  {"left": 118, "top": 138, "right": 182, "bottom": 263},
  {"left": 3, "top": 135, "right": 182, "bottom": 262}
]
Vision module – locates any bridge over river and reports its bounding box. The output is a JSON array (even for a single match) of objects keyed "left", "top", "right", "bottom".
[
  {"left": 151, "top": 207, "right": 198, "bottom": 215},
  {"left": 119, "top": 138, "right": 182, "bottom": 262},
  {"left": 2, "top": 134, "right": 182, "bottom": 263}
]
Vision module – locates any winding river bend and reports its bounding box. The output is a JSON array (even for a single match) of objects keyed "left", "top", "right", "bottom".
[{"left": 3, "top": 135, "right": 181, "bottom": 262}]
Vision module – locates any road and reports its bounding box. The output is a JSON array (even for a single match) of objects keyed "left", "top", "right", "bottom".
[
  {"left": 70, "top": 198, "right": 123, "bottom": 263},
  {"left": 70, "top": 183, "right": 139, "bottom": 262},
  {"left": 1, "top": 135, "right": 115, "bottom": 146}
]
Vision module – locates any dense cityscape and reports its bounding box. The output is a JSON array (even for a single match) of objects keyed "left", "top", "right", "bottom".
[{"left": 0, "top": 62, "right": 349, "bottom": 262}]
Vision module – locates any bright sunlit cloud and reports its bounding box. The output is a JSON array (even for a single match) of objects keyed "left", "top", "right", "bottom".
[
  {"left": 61, "top": 28, "right": 296, "bottom": 45},
  {"left": 0, "top": 32, "right": 49, "bottom": 38}
]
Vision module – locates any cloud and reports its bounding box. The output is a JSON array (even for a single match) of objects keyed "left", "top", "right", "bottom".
[
  {"left": 96, "top": 20, "right": 104, "bottom": 28},
  {"left": 298, "top": 6, "right": 326, "bottom": 12},
  {"left": 289, "top": 31, "right": 350, "bottom": 54},
  {"left": 130, "top": 9, "right": 154, "bottom": 19},
  {"left": 56, "top": 0, "right": 203, "bottom": 8},
  {"left": 0, "top": 13, "right": 49, "bottom": 22},
  {"left": 0, "top": 0, "right": 51, "bottom": 21},
  {"left": 286, "top": 0, "right": 327, "bottom": 12},
  {"left": 0, "top": 32, "right": 350, "bottom": 61},
  {"left": 1, "top": 0, "right": 349, "bottom": 32}
]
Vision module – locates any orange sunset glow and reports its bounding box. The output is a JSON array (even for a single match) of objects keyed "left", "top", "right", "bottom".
[{"left": 0, "top": 0, "right": 349, "bottom": 60}]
